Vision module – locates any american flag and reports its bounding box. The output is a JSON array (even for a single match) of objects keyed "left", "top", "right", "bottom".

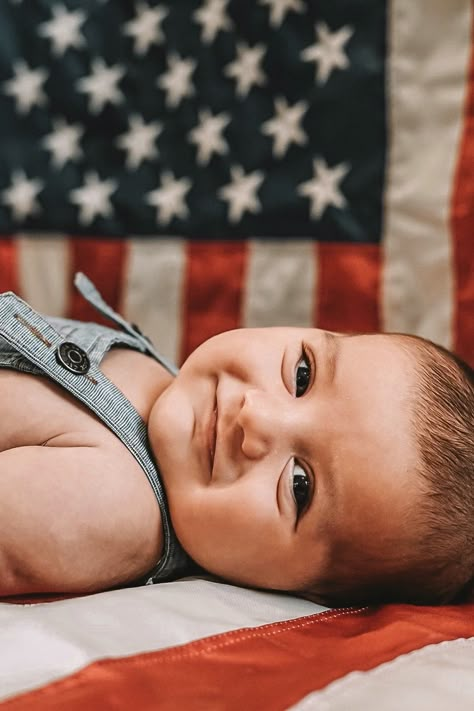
[
  {"left": 0, "top": 0, "right": 472, "bottom": 367},
  {"left": 1, "top": 4, "right": 474, "bottom": 707}
]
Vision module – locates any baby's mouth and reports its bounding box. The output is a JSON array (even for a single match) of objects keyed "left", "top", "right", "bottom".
[{"left": 207, "top": 404, "right": 218, "bottom": 477}]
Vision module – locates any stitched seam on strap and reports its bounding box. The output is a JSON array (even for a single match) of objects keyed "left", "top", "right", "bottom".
[{"left": 14, "top": 314, "right": 52, "bottom": 347}]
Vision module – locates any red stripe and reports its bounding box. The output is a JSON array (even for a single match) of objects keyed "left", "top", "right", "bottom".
[
  {"left": 315, "top": 242, "right": 381, "bottom": 332},
  {"left": 66, "top": 239, "right": 129, "bottom": 325},
  {"left": 450, "top": 9, "right": 474, "bottom": 367},
  {"left": 0, "top": 237, "right": 19, "bottom": 294},
  {"left": 180, "top": 241, "right": 247, "bottom": 362},
  {"left": 3, "top": 603, "right": 473, "bottom": 710}
]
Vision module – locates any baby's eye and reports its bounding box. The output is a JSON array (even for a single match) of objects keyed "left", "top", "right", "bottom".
[
  {"left": 295, "top": 347, "right": 311, "bottom": 397},
  {"left": 292, "top": 461, "right": 311, "bottom": 516}
]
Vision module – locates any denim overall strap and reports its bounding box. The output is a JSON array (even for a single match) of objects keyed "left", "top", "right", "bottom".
[
  {"left": 0, "top": 291, "right": 179, "bottom": 582},
  {"left": 74, "top": 273, "right": 179, "bottom": 376}
]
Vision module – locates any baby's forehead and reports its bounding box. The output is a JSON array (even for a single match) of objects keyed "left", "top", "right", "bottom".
[{"left": 338, "top": 331, "right": 423, "bottom": 377}]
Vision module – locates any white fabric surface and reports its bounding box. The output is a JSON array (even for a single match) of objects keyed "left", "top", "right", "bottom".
[
  {"left": 290, "top": 636, "right": 474, "bottom": 711},
  {"left": 382, "top": 0, "right": 471, "bottom": 345},
  {"left": 0, "top": 577, "right": 323, "bottom": 701}
]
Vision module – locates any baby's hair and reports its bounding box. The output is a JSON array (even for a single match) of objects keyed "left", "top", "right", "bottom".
[
  {"left": 300, "top": 334, "right": 474, "bottom": 608},
  {"left": 404, "top": 336, "right": 474, "bottom": 602}
]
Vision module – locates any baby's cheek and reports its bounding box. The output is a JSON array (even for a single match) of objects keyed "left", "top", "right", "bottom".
[
  {"left": 160, "top": 385, "right": 194, "bottom": 445},
  {"left": 174, "top": 489, "right": 234, "bottom": 544},
  {"left": 179, "top": 339, "right": 215, "bottom": 377}
]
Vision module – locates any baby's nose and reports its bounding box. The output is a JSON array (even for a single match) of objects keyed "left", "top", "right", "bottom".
[{"left": 236, "top": 388, "right": 283, "bottom": 460}]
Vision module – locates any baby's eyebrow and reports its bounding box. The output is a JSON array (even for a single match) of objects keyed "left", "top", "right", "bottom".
[
  {"left": 324, "top": 332, "right": 339, "bottom": 386},
  {"left": 308, "top": 333, "right": 340, "bottom": 527}
]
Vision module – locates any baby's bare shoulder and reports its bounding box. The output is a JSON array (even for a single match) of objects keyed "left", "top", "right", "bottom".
[
  {"left": 0, "top": 367, "right": 111, "bottom": 451},
  {"left": 0, "top": 443, "right": 163, "bottom": 596},
  {"left": 0, "top": 348, "right": 172, "bottom": 452},
  {"left": 0, "top": 348, "right": 170, "bottom": 595}
]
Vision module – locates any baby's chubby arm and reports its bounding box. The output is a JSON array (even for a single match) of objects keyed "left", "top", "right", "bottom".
[{"left": 0, "top": 445, "right": 163, "bottom": 596}]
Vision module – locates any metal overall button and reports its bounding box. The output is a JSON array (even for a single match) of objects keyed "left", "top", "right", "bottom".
[{"left": 56, "top": 342, "right": 90, "bottom": 374}]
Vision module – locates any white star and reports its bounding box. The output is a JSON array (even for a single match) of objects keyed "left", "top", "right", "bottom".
[
  {"left": 123, "top": 2, "right": 168, "bottom": 56},
  {"left": 193, "top": 0, "right": 233, "bottom": 44},
  {"left": 70, "top": 172, "right": 117, "bottom": 225},
  {"left": 2, "top": 171, "right": 43, "bottom": 221},
  {"left": 116, "top": 114, "right": 162, "bottom": 170},
  {"left": 188, "top": 110, "right": 230, "bottom": 166},
  {"left": 262, "top": 97, "right": 308, "bottom": 158},
  {"left": 77, "top": 59, "right": 125, "bottom": 114},
  {"left": 224, "top": 43, "right": 266, "bottom": 98},
  {"left": 38, "top": 5, "right": 86, "bottom": 57},
  {"left": 146, "top": 172, "right": 191, "bottom": 225},
  {"left": 297, "top": 158, "right": 350, "bottom": 219},
  {"left": 3, "top": 61, "right": 48, "bottom": 114},
  {"left": 157, "top": 53, "right": 196, "bottom": 108},
  {"left": 42, "top": 118, "right": 83, "bottom": 169},
  {"left": 258, "top": 0, "right": 304, "bottom": 28},
  {"left": 219, "top": 166, "right": 264, "bottom": 223},
  {"left": 301, "top": 22, "right": 354, "bottom": 85}
]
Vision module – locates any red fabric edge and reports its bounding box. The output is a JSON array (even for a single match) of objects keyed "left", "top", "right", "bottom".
[
  {"left": 180, "top": 241, "right": 247, "bottom": 362},
  {"left": 315, "top": 242, "right": 381, "bottom": 333},
  {"left": 3, "top": 603, "right": 474, "bottom": 710},
  {"left": 450, "top": 5, "right": 474, "bottom": 366},
  {"left": 0, "top": 237, "right": 19, "bottom": 294}
]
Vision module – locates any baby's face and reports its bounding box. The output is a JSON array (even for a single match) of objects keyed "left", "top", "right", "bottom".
[{"left": 149, "top": 328, "right": 421, "bottom": 592}]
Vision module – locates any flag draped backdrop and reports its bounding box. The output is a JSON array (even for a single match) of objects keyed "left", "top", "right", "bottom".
[
  {"left": 1, "top": 3, "right": 474, "bottom": 709},
  {"left": 0, "top": 0, "right": 472, "bottom": 368}
]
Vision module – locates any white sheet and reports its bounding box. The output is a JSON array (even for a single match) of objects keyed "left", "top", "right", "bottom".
[{"left": 0, "top": 577, "right": 324, "bottom": 701}]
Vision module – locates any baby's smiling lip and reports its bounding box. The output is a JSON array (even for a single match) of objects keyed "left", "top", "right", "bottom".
[{"left": 207, "top": 397, "right": 218, "bottom": 479}]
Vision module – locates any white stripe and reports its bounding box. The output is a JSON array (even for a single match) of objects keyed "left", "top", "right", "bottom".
[
  {"left": 16, "top": 234, "right": 69, "bottom": 316},
  {"left": 0, "top": 580, "right": 322, "bottom": 701},
  {"left": 122, "top": 238, "right": 185, "bottom": 365},
  {"left": 382, "top": 0, "right": 472, "bottom": 346},
  {"left": 290, "top": 636, "right": 474, "bottom": 710},
  {"left": 243, "top": 240, "right": 316, "bottom": 328}
]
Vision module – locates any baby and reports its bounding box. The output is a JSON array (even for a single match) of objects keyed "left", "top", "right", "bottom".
[{"left": 0, "top": 274, "right": 473, "bottom": 606}]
